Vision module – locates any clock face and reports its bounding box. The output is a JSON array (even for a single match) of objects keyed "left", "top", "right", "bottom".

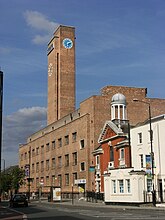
[
  {"left": 63, "top": 38, "right": 73, "bottom": 49},
  {"left": 48, "top": 63, "right": 53, "bottom": 76}
]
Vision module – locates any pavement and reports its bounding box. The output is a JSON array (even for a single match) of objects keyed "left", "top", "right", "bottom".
[{"left": 34, "top": 197, "right": 165, "bottom": 211}]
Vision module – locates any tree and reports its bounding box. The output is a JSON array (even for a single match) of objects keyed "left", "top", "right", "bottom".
[
  {"left": 10, "top": 166, "right": 25, "bottom": 193},
  {"left": 0, "top": 166, "right": 25, "bottom": 195}
]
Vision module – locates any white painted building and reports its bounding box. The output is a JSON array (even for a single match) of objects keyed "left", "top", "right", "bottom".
[
  {"left": 131, "top": 114, "right": 165, "bottom": 202},
  {"left": 104, "top": 114, "right": 165, "bottom": 204}
]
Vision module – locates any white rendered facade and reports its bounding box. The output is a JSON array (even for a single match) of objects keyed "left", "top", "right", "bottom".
[{"left": 131, "top": 114, "right": 165, "bottom": 202}]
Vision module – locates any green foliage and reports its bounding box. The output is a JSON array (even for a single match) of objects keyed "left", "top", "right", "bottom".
[{"left": 0, "top": 166, "right": 25, "bottom": 193}]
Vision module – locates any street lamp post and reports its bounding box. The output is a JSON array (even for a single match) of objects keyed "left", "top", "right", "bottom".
[{"left": 133, "top": 99, "right": 156, "bottom": 206}]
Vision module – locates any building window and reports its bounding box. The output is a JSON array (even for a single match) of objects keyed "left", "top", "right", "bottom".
[
  {"left": 41, "top": 145, "right": 44, "bottom": 154},
  {"left": 58, "top": 156, "right": 62, "bottom": 168},
  {"left": 138, "top": 132, "right": 142, "bottom": 144},
  {"left": 36, "top": 147, "right": 39, "bottom": 155},
  {"left": 110, "top": 146, "right": 114, "bottom": 161},
  {"left": 46, "top": 176, "right": 49, "bottom": 186},
  {"left": 80, "top": 139, "right": 85, "bottom": 149},
  {"left": 41, "top": 161, "right": 44, "bottom": 171},
  {"left": 65, "top": 154, "right": 69, "bottom": 167},
  {"left": 120, "top": 148, "right": 124, "bottom": 160},
  {"left": 32, "top": 163, "right": 35, "bottom": 173},
  {"left": 32, "top": 149, "right": 35, "bottom": 157},
  {"left": 112, "top": 180, "right": 116, "bottom": 193},
  {"left": 72, "top": 152, "right": 77, "bottom": 165},
  {"left": 119, "top": 180, "right": 124, "bottom": 193},
  {"left": 46, "top": 160, "right": 49, "bottom": 170},
  {"left": 24, "top": 152, "right": 27, "bottom": 160},
  {"left": 52, "top": 158, "right": 55, "bottom": 169},
  {"left": 72, "top": 132, "right": 77, "bottom": 142},
  {"left": 46, "top": 143, "right": 50, "bottom": 152},
  {"left": 65, "top": 135, "right": 69, "bottom": 145},
  {"left": 80, "top": 162, "right": 85, "bottom": 171},
  {"left": 140, "top": 154, "right": 144, "bottom": 168},
  {"left": 126, "top": 179, "right": 131, "bottom": 193},
  {"left": 52, "top": 175, "right": 56, "bottom": 186},
  {"left": 52, "top": 140, "right": 55, "bottom": 149},
  {"left": 147, "top": 179, "right": 152, "bottom": 192},
  {"left": 65, "top": 173, "right": 69, "bottom": 186},
  {"left": 73, "top": 172, "right": 77, "bottom": 185},
  {"left": 36, "top": 162, "right": 39, "bottom": 173},
  {"left": 58, "top": 174, "right": 62, "bottom": 187},
  {"left": 58, "top": 138, "right": 62, "bottom": 147}
]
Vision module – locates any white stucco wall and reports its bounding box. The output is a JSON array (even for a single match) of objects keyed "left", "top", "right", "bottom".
[
  {"left": 104, "top": 168, "right": 146, "bottom": 203},
  {"left": 131, "top": 115, "right": 165, "bottom": 192}
]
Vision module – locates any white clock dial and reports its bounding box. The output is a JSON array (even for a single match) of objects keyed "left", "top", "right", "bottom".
[{"left": 63, "top": 38, "right": 73, "bottom": 49}]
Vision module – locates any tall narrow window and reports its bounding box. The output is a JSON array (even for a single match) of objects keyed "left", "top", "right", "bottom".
[
  {"left": 65, "top": 154, "right": 69, "bottom": 167},
  {"left": 41, "top": 145, "right": 44, "bottom": 154},
  {"left": 72, "top": 152, "right": 77, "bottom": 165},
  {"left": 52, "top": 158, "right": 55, "bottom": 169},
  {"left": 126, "top": 179, "right": 131, "bottom": 193},
  {"left": 46, "top": 160, "right": 49, "bottom": 170},
  {"left": 72, "top": 132, "right": 77, "bottom": 142},
  {"left": 80, "top": 139, "right": 85, "bottom": 149},
  {"left": 65, "top": 135, "right": 69, "bottom": 145},
  {"left": 119, "top": 180, "right": 124, "bottom": 193},
  {"left": 52, "top": 175, "right": 55, "bottom": 186},
  {"left": 110, "top": 146, "right": 114, "bottom": 161},
  {"left": 52, "top": 140, "right": 55, "bottom": 149},
  {"left": 120, "top": 148, "right": 124, "bottom": 160},
  {"left": 58, "top": 156, "right": 62, "bottom": 168},
  {"left": 58, "top": 138, "right": 62, "bottom": 147},
  {"left": 58, "top": 174, "right": 62, "bottom": 187},
  {"left": 112, "top": 180, "right": 116, "bottom": 193},
  {"left": 80, "top": 162, "right": 85, "bottom": 171},
  {"left": 46, "top": 143, "right": 50, "bottom": 152},
  {"left": 65, "top": 174, "right": 69, "bottom": 185},
  {"left": 41, "top": 161, "right": 44, "bottom": 171},
  {"left": 138, "top": 132, "right": 142, "bottom": 144}
]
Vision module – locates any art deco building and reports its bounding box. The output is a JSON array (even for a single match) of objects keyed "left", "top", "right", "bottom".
[{"left": 19, "top": 25, "right": 165, "bottom": 197}]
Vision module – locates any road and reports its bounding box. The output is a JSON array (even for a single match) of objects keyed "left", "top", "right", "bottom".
[{"left": 3, "top": 201, "right": 165, "bottom": 220}]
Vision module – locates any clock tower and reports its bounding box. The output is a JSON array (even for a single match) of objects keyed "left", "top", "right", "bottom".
[{"left": 47, "top": 25, "right": 76, "bottom": 125}]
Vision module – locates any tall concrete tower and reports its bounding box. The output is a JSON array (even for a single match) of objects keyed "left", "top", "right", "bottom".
[{"left": 47, "top": 25, "right": 76, "bottom": 125}]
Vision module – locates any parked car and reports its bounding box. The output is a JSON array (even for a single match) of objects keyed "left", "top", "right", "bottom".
[{"left": 9, "top": 194, "right": 28, "bottom": 207}]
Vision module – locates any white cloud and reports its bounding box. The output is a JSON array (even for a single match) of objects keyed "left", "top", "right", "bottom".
[
  {"left": 23, "top": 10, "right": 59, "bottom": 45},
  {"left": 2, "top": 107, "right": 47, "bottom": 167}
]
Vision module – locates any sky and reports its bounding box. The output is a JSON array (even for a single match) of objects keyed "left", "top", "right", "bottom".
[{"left": 0, "top": 0, "right": 165, "bottom": 168}]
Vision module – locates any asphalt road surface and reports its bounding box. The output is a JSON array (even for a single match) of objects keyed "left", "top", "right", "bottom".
[{"left": 6, "top": 202, "right": 165, "bottom": 220}]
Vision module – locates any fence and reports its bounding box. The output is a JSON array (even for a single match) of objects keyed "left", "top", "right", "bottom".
[{"left": 143, "top": 190, "right": 165, "bottom": 204}]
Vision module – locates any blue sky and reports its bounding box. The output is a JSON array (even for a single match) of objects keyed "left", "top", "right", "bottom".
[{"left": 0, "top": 0, "right": 165, "bottom": 167}]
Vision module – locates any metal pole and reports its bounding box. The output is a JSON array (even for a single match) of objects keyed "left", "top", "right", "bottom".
[
  {"left": 148, "top": 104, "right": 156, "bottom": 206},
  {"left": 0, "top": 71, "right": 3, "bottom": 203},
  {"left": 72, "top": 184, "right": 74, "bottom": 205}
]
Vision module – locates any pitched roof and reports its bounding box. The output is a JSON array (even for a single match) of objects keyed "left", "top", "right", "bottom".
[{"left": 98, "top": 120, "right": 124, "bottom": 143}]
